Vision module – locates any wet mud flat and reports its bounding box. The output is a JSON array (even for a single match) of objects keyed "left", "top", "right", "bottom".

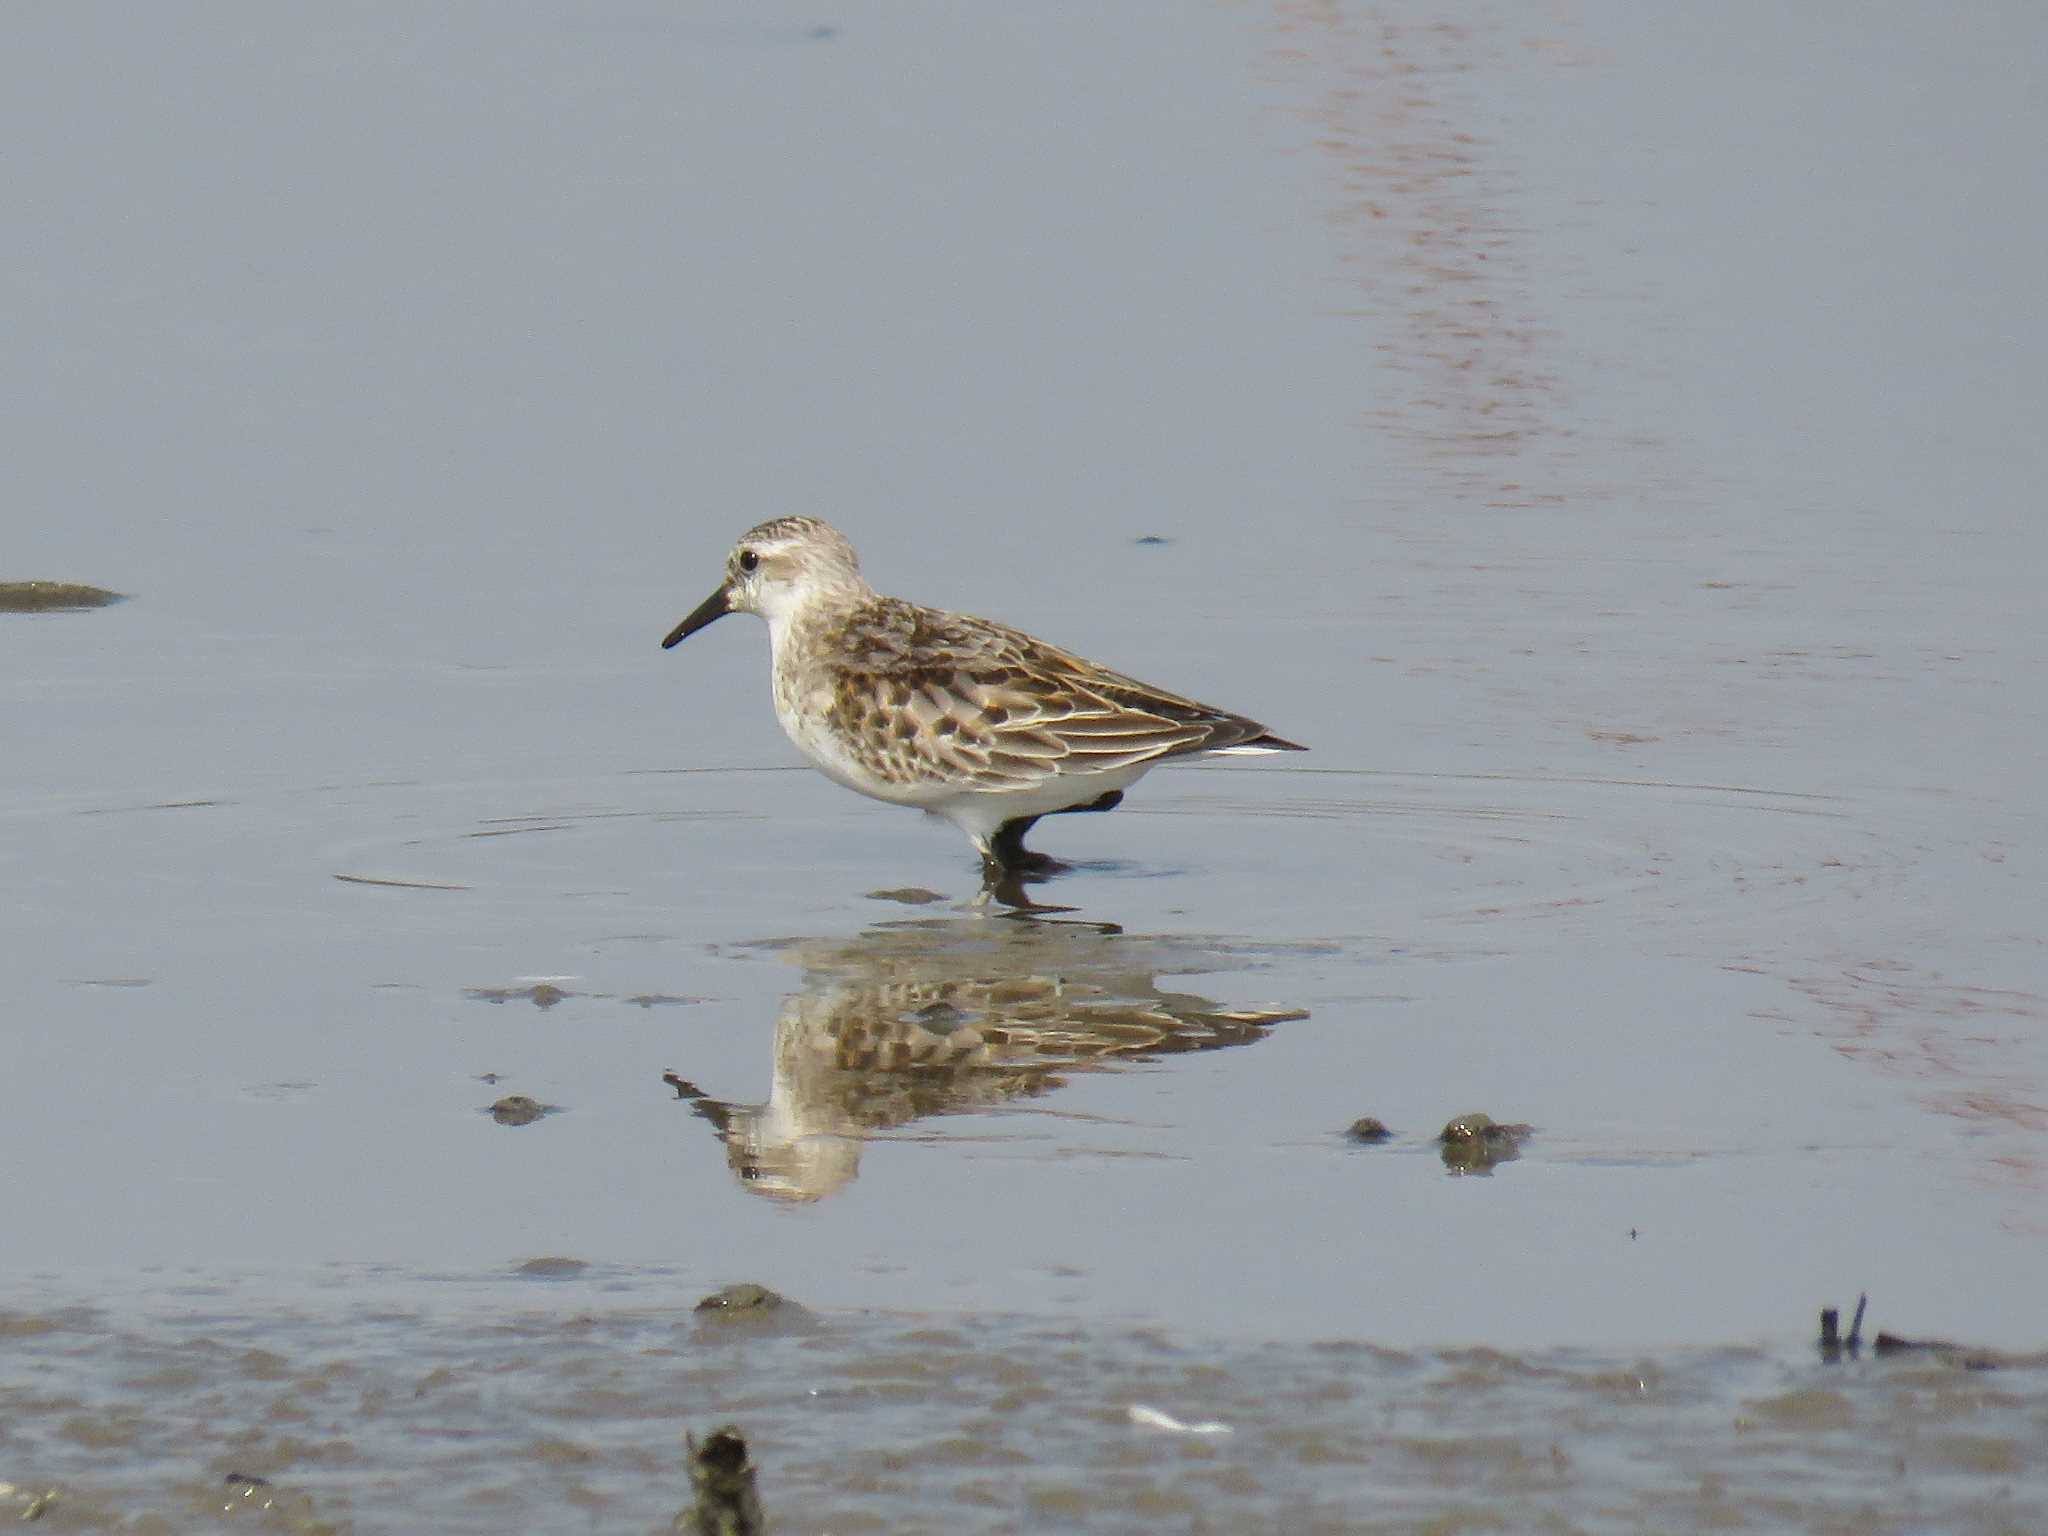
[
  {"left": 5, "top": 0, "right": 2047, "bottom": 1528},
  {"left": 4, "top": 1292, "right": 2044, "bottom": 1534}
]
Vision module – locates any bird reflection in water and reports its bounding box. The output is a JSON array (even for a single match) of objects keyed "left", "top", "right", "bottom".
[{"left": 672, "top": 915, "right": 1306, "bottom": 1202}]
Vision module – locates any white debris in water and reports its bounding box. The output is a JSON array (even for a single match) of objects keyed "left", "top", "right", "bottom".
[{"left": 1127, "top": 1403, "right": 1232, "bottom": 1435}]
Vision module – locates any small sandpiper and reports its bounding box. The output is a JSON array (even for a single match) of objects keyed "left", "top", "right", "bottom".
[{"left": 661, "top": 517, "right": 1305, "bottom": 874}]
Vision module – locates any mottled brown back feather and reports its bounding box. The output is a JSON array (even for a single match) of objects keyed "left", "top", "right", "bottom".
[{"left": 792, "top": 595, "right": 1292, "bottom": 791}]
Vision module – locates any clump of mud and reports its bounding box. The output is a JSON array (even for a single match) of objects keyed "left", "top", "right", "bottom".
[
  {"left": 1439, "top": 1111, "right": 1533, "bottom": 1173},
  {"left": 0, "top": 581, "right": 126, "bottom": 612}
]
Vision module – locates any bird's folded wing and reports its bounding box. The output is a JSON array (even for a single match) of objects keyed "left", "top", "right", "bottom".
[
  {"left": 903, "top": 643, "right": 1268, "bottom": 787},
  {"left": 820, "top": 606, "right": 1283, "bottom": 790}
]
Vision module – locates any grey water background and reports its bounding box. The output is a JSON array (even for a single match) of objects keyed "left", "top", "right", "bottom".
[{"left": 6, "top": 2, "right": 2047, "bottom": 1529}]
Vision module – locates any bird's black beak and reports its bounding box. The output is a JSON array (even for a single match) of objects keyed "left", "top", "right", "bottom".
[{"left": 661, "top": 585, "right": 732, "bottom": 649}]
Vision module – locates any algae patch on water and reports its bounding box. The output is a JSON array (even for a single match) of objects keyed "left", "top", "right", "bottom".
[{"left": 0, "top": 581, "right": 127, "bottom": 612}]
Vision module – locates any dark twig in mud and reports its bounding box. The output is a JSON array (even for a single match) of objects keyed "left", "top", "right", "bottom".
[
  {"left": 1819, "top": 1293, "right": 2008, "bottom": 1369},
  {"left": 1820, "top": 1294, "right": 1868, "bottom": 1359},
  {"left": 678, "top": 1425, "right": 765, "bottom": 1536},
  {"left": 1874, "top": 1330, "right": 1966, "bottom": 1355}
]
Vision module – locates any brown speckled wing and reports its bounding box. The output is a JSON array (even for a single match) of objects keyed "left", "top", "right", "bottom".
[{"left": 813, "top": 599, "right": 1279, "bottom": 791}]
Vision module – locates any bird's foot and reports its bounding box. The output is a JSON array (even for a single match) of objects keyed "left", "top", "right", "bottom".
[
  {"left": 983, "top": 815, "right": 1070, "bottom": 878},
  {"left": 983, "top": 847, "right": 1069, "bottom": 877}
]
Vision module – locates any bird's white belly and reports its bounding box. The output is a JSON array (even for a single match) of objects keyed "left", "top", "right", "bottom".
[
  {"left": 925, "top": 762, "right": 1154, "bottom": 845},
  {"left": 772, "top": 682, "right": 938, "bottom": 807},
  {"left": 772, "top": 676, "right": 1153, "bottom": 828}
]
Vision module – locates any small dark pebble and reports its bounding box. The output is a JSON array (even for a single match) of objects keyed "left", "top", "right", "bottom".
[
  {"left": 1345, "top": 1117, "right": 1393, "bottom": 1143},
  {"left": 489, "top": 1094, "right": 550, "bottom": 1126},
  {"left": 223, "top": 1473, "right": 272, "bottom": 1488},
  {"left": 1132, "top": 535, "right": 1171, "bottom": 547}
]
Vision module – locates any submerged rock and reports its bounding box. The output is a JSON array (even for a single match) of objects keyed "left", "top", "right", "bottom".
[
  {"left": 1344, "top": 1117, "right": 1393, "bottom": 1143},
  {"left": 515, "top": 1256, "right": 589, "bottom": 1278},
  {"left": 694, "top": 1283, "right": 791, "bottom": 1317},
  {"left": 865, "top": 886, "right": 947, "bottom": 905},
  {"left": 1438, "top": 1111, "right": 1532, "bottom": 1173},
  {"left": 466, "top": 983, "right": 572, "bottom": 1008},
  {"left": 488, "top": 1094, "right": 555, "bottom": 1126}
]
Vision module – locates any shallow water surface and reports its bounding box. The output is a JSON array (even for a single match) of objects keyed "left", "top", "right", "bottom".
[
  {"left": 6, "top": 1291, "right": 2045, "bottom": 1534},
  {"left": 5, "top": 0, "right": 2045, "bottom": 1529}
]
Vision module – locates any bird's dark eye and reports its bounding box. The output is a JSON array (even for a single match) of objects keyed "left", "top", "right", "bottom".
[{"left": 738, "top": 549, "right": 759, "bottom": 573}]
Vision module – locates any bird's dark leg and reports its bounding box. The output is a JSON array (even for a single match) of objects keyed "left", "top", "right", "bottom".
[
  {"left": 983, "top": 792, "right": 1125, "bottom": 878},
  {"left": 1053, "top": 790, "right": 1124, "bottom": 817},
  {"left": 986, "top": 815, "right": 1057, "bottom": 874}
]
